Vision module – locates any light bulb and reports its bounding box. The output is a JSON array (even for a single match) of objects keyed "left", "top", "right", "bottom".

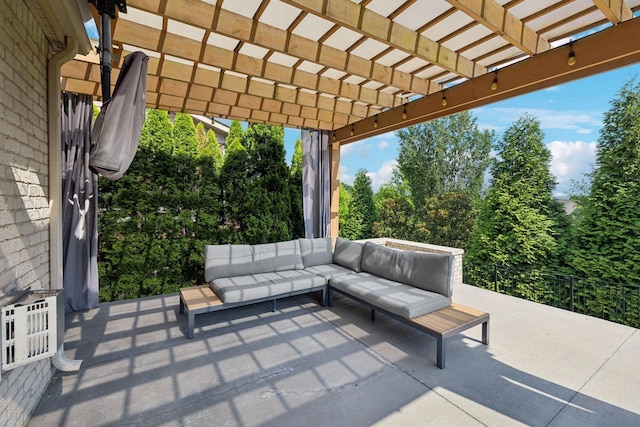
[
  {"left": 491, "top": 78, "right": 498, "bottom": 91},
  {"left": 567, "top": 52, "right": 576, "bottom": 66},
  {"left": 441, "top": 96, "right": 447, "bottom": 107}
]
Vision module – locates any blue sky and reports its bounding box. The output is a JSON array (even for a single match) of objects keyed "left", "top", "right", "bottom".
[{"left": 281, "top": 63, "right": 640, "bottom": 198}]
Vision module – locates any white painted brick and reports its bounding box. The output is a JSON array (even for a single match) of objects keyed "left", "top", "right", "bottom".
[{"left": 1, "top": 2, "right": 54, "bottom": 425}]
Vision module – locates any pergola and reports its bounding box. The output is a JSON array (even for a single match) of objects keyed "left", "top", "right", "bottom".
[{"left": 60, "top": 0, "right": 640, "bottom": 235}]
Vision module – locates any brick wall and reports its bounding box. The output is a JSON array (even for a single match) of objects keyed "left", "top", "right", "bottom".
[{"left": 0, "top": 1, "right": 55, "bottom": 426}]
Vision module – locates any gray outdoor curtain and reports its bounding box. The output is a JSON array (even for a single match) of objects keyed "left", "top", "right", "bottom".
[
  {"left": 61, "top": 92, "right": 99, "bottom": 311},
  {"left": 301, "top": 129, "right": 331, "bottom": 238}
]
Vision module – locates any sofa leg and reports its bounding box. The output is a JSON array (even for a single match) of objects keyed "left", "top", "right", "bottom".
[
  {"left": 371, "top": 309, "right": 376, "bottom": 322},
  {"left": 436, "top": 337, "right": 445, "bottom": 369},
  {"left": 272, "top": 299, "right": 277, "bottom": 312},
  {"left": 327, "top": 287, "right": 334, "bottom": 307}
]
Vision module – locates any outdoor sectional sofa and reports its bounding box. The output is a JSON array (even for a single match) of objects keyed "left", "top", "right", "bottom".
[{"left": 179, "top": 237, "right": 489, "bottom": 368}]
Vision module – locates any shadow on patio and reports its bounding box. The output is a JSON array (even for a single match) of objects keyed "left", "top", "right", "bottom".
[{"left": 28, "top": 284, "right": 640, "bottom": 426}]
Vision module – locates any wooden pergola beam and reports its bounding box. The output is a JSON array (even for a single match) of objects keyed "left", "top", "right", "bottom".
[
  {"left": 280, "top": 0, "right": 485, "bottom": 78},
  {"left": 446, "top": 0, "right": 550, "bottom": 55},
  {"left": 112, "top": 18, "right": 403, "bottom": 112},
  {"left": 333, "top": 17, "right": 640, "bottom": 145},
  {"left": 126, "top": 0, "right": 433, "bottom": 95},
  {"left": 592, "top": 0, "right": 633, "bottom": 24},
  {"left": 61, "top": 55, "right": 370, "bottom": 131}
]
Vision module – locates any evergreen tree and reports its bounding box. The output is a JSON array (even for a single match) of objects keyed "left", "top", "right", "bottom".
[
  {"left": 465, "top": 115, "right": 566, "bottom": 301},
  {"left": 220, "top": 136, "right": 251, "bottom": 243},
  {"left": 338, "top": 183, "right": 355, "bottom": 239},
  {"left": 570, "top": 80, "right": 640, "bottom": 285},
  {"left": 289, "top": 139, "right": 305, "bottom": 238},
  {"left": 140, "top": 109, "right": 174, "bottom": 153},
  {"left": 98, "top": 110, "right": 194, "bottom": 301},
  {"left": 195, "top": 122, "right": 207, "bottom": 151},
  {"left": 244, "top": 124, "right": 292, "bottom": 242},
  {"left": 347, "top": 169, "right": 376, "bottom": 240},
  {"left": 228, "top": 120, "right": 244, "bottom": 146},
  {"left": 172, "top": 113, "right": 199, "bottom": 157},
  {"left": 203, "top": 129, "right": 223, "bottom": 171}
]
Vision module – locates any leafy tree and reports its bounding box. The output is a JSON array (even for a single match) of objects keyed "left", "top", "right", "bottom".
[
  {"left": 373, "top": 180, "right": 410, "bottom": 211},
  {"left": 373, "top": 196, "right": 415, "bottom": 240},
  {"left": 465, "top": 115, "right": 566, "bottom": 300},
  {"left": 417, "top": 192, "right": 476, "bottom": 250},
  {"left": 570, "top": 80, "right": 640, "bottom": 285},
  {"left": 396, "top": 111, "right": 492, "bottom": 209},
  {"left": 289, "top": 139, "right": 305, "bottom": 238}
]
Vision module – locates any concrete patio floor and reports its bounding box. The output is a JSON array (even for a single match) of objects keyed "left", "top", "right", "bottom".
[{"left": 28, "top": 283, "right": 640, "bottom": 426}]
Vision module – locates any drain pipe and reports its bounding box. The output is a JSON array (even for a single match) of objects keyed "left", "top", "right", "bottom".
[{"left": 48, "top": 36, "right": 82, "bottom": 372}]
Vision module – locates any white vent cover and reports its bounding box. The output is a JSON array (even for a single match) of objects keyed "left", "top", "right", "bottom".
[{"left": 2, "top": 292, "right": 57, "bottom": 371}]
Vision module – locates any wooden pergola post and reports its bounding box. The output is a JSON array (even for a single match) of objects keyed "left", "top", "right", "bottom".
[{"left": 330, "top": 140, "right": 340, "bottom": 244}]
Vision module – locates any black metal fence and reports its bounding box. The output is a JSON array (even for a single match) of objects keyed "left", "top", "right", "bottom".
[{"left": 482, "top": 265, "right": 640, "bottom": 328}]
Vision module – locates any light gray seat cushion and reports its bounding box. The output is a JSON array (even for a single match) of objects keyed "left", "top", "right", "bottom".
[
  {"left": 361, "top": 242, "right": 454, "bottom": 297},
  {"left": 333, "top": 237, "right": 365, "bottom": 272},
  {"left": 211, "top": 270, "right": 326, "bottom": 304},
  {"left": 304, "top": 263, "right": 356, "bottom": 280},
  {"left": 298, "top": 238, "right": 334, "bottom": 267},
  {"left": 330, "top": 273, "right": 451, "bottom": 319},
  {"left": 204, "top": 240, "right": 304, "bottom": 282}
]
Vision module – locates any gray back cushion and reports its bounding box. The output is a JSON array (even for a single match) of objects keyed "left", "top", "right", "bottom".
[
  {"left": 204, "top": 240, "right": 304, "bottom": 281},
  {"left": 333, "top": 237, "right": 365, "bottom": 272},
  {"left": 298, "top": 238, "right": 334, "bottom": 267},
  {"left": 360, "top": 242, "right": 453, "bottom": 297}
]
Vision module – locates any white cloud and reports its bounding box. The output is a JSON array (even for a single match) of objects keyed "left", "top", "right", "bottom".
[
  {"left": 378, "top": 140, "right": 389, "bottom": 149},
  {"left": 339, "top": 160, "right": 397, "bottom": 192},
  {"left": 548, "top": 140, "right": 597, "bottom": 195},
  {"left": 340, "top": 165, "right": 354, "bottom": 186},
  {"left": 367, "top": 160, "right": 397, "bottom": 192},
  {"left": 340, "top": 140, "right": 371, "bottom": 159},
  {"left": 495, "top": 107, "right": 600, "bottom": 131}
]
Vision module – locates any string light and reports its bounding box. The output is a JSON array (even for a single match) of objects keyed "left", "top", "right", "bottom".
[
  {"left": 567, "top": 40, "right": 576, "bottom": 66},
  {"left": 374, "top": 116, "right": 378, "bottom": 129},
  {"left": 491, "top": 71, "right": 498, "bottom": 91},
  {"left": 402, "top": 105, "right": 407, "bottom": 120},
  {"left": 350, "top": 124, "right": 354, "bottom": 136},
  {"left": 441, "top": 92, "right": 447, "bottom": 107}
]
